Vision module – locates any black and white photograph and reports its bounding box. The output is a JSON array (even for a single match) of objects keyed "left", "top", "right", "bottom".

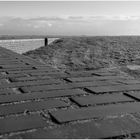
[{"left": 0, "top": 0, "right": 140, "bottom": 139}]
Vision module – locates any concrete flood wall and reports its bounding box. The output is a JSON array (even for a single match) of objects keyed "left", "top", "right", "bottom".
[{"left": 0, "top": 38, "right": 58, "bottom": 54}]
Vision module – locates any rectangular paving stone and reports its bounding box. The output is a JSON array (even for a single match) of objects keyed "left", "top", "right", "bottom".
[
  {"left": 67, "top": 76, "right": 128, "bottom": 82},
  {"left": 0, "top": 79, "right": 62, "bottom": 88},
  {"left": 1, "top": 63, "right": 27, "bottom": 67},
  {"left": 10, "top": 76, "right": 52, "bottom": 82},
  {"left": 71, "top": 94, "right": 134, "bottom": 106},
  {"left": 0, "top": 67, "right": 35, "bottom": 71},
  {"left": 94, "top": 72, "right": 118, "bottom": 76},
  {"left": 119, "top": 79, "right": 140, "bottom": 85},
  {"left": 35, "top": 65, "right": 56, "bottom": 69},
  {"left": 66, "top": 69, "right": 112, "bottom": 75},
  {"left": 119, "top": 84, "right": 140, "bottom": 92},
  {"left": 86, "top": 85, "right": 126, "bottom": 93},
  {"left": 0, "top": 60, "right": 20, "bottom": 63},
  {"left": 86, "top": 84, "right": 140, "bottom": 94},
  {"left": 29, "top": 72, "right": 69, "bottom": 78},
  {"left": 66, "top": 70, "right": 101, "bottom": 77},
  {"left": 35, "top": 67, "right": 59, "bottom": 72},
  {"left": 10, "top": 76, "right": 51, "bottom": 82},
  {"left": 47, "top": 73, "right": 70, "bottom": 78},
  {"left": 1, "top": 73, "right": 28, "bottom": 78},
  {"left": 28, "top": 71, "right": 63, "bottom": 75},
  {"left": 71, "top": 81, "right": 118, "bottom": 88},
  {"left": 0, "top": 114, "right": 46, "bottom": 134},
  {"left": 0, "top": 89, "right": 86, "bottom": 104},
  {"left": 29, "top": 72, "right": 49, "bottom": 76},
  {"left": 50, "top": 102, "right": 140, "bottom": 123},
  {"left": 20, "top": 84, "right": 74, "bottom": 93},
  {"left": 9, "top": 77, "right": 40, "bottom": 82},
  {"left": 7, "top": 69, "right": 56, "bottom": 74},
  {"left": 11, "top": 116, "right": 140, "bottom": 139},
  {"left": 0, "top": 99, "right": 68, "bottom": 116},
  {"left": 1, "top": 65, "right": 32, "bottom": 69},
  {"left": 0, "top": 62, "right": 22, "bottom": 65}
]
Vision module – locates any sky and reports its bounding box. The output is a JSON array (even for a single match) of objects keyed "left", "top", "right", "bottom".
[{"left": 0, "top": 1, "right": 140, "bottom": 36}]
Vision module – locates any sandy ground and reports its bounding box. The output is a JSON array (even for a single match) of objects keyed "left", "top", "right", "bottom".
[{"left": 24, "top": 36, "right": 140, "bottom": 79}]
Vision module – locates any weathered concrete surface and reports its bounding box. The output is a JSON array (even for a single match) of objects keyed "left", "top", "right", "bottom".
[{"left": 1, "top": 46, "right": 140, "bottom": 138}]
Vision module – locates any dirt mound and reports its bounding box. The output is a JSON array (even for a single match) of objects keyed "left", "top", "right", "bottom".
[{"left": 24, "top": 36, "right": 140, "bottom": 72}]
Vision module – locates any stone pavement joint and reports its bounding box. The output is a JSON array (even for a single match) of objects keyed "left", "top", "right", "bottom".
[{"left": 1, "top": 46, "right": 140, "bottom": 138}]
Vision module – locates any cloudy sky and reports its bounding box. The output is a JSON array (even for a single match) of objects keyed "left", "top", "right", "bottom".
[{"left": 0, "top": 1, "right": 140, "bottom": 36}]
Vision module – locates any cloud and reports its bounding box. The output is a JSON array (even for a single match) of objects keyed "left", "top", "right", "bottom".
[
  {"left": 33, "top": 25, "right": 40, "bottom": 29},
  {"left": 33, "top": 22, "right": 52, "bottom": 28},
  {"left": 90, "top": 15, "right": 140, "bottom": 21},
  {"left": 48, "top": 23, "right": 52, "bottom": 27},
  {"left": 28, "top": 16, "right": 65, "bottom": 22},
  {"left": 0, "top": 15, "right": 140, "bottom": 35},
  {"left": 34, "top": 20, "right": 53, "bottom": 28},
  {"left": 68, "top": 16, "right": 84, "bottom": 20}
]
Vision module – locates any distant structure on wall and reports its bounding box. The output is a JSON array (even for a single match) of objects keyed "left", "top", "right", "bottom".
[{"left": 44, "top": 38, "right": 48, "bottom": 46}]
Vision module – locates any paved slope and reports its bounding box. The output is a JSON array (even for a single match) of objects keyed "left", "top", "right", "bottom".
[{"left": 1, "top": 47, "right": 140, "bottom": 138}]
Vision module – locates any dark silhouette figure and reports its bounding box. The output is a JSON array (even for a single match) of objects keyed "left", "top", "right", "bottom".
[{"left": 44, "top": 38, "right": 48, "bottom": 46}]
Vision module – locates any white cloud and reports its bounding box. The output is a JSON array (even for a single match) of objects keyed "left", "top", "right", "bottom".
[
  {"left": 33, "top": 20, "right": 52, "bottom": 28},
  {"left": 0, "top": 16, "right": 140, "bottom": 35},
  {"left": 48, "top": 23, "right": 52, "bottom": 27},
  {"left": 33, "top": 25, "right": 40, "bottom": 29},
  {"left": 90, "top": 15, "right": 140, "bottom": 21}
]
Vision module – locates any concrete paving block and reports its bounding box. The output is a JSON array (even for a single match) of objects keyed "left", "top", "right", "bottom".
[
  {"left": 0, "top": 114, "right": 46, "bottom": 134},
  {"left": 50, "top": 102, "right": 140, "bottom": 123},
  {"left": 68, "top": 76, "right": 128, "bottom": 82},
  {"left": 0, "top": 99, "right": 68, "bottom": 116},
  {"left": 20, "top": 84, "right": 74, "bottom": 92},
  {"left": 10, "top": 116, "right": 140, "bottom": 139},
  {"left": 71, "top": 94, "right": 134, "bottom": 106},
  {"left": 0, "top": 89, "right": 86, "bottom": 104},
  {"left": 86, "top": 84, "right": 140, "bottom": 94},
  {"left": 0, "top": 79, "right": 62, "bottom": 88},
  {"left": 70, "top": 81, "right": 118, "bottom": 88}
]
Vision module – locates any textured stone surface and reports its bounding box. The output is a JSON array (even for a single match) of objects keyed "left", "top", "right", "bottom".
[
  {"left": 0, "top": 114, "right": 46, "bottom": 134},
  {"left": 50, "top": 102, "right": 140, "bottom": 123},
  {"left": 1, "top": 46, "right": 140, "bottom": 138},
  {"left": 71, "top": 94, "right": 134, "bottom": 106},
  {"left": 0, "top": 79, "right": 62, "bottom": 88},
  {"left": 10, "top": 76, "right": 51, "bottom": 82},
  {"left": 70, "top": 81, "right": 118, "bottom": 88},
  {"left": 119, "top": 79, "right": 140, "bottom": 85},
  {"left": 0, "top": 89, "right": 86, "bottom": 104},
  {"left": 67, "top": 76, "right": 128, "bottom": 82},
  {"left": 9, "top": 116, "right": 140, "bottom": 139},
  {"left": 0, "top": 67, "right": 35, "bottom": 72},
  {"left": 7, "top": 69, "right": 54, "bottom": 74},
  {"left": 0, "top": 99, "right": 68, "bottom": 116},
  {"left": 20, "top": 84, "right": 74, "bottom": 92},
  {"left": 11, "top": 117, "right": 140, "bottom": 139},
  {"left": 0, "top": 73, "right": 27, "bottom": 78},
  {"left": 86, "top": 84, "right": 140, "bottom": 93}
]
